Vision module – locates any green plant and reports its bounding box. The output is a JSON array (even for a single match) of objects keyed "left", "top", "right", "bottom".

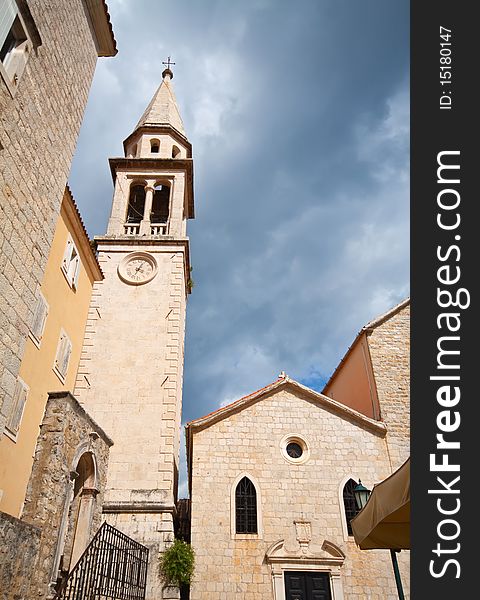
[{"left": 159, "top": 539, "right": 195, "bottom": 587}]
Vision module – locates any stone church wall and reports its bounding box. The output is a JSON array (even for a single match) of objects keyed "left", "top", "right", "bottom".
[
  {"left": 0, "top": 0, "right": 100, "bottom": 434},
  {"left": 367, "top": 303, "right": 410, "bottom": 469},
  {"left": 189, "top": 386, "right": 410, "bottom": 599}
]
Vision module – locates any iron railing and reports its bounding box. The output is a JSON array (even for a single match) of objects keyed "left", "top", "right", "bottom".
[{"left": 59, "top": 522, "right": 149, "bottom": 600}]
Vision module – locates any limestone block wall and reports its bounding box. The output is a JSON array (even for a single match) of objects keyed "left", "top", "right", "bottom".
[
  {"left": 189, "top": 387, "right": 410, "bottom": 599},
  {"left": 74, "top": 240, "right": 187, "bottom": 508},
  {"left": 16, "top": 391, "right": 111, "bottom": 598},
  {"left": 0, "top": 0, "right": 100, "bottom": 434},
  {"left": 0, "top": 511, "right": 41, "bottom": 600},
  {"left": 367, "top": 304, "right": 410, "bottom": 469}
]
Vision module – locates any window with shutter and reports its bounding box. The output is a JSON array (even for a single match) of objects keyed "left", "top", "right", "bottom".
[
  {"left": 61, "top": 236, "right": 81, "bottom": 289},
  {"left": 54, "top": 330, "right": 72, "bottom": 381},
  {"left": 30, "top": 291, "right": 48, "bottom": 345},
  {"left": 0, "top": 0, "right": 31, "bottom": 94},
  {"left": 6, "top": 377, "right": 28, "bottom": 437}
]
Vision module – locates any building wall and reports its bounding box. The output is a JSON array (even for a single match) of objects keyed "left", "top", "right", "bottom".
[
  {"left": 0, "top": 0, "right": 105, "bottom": 435},
  {"left": 367, "top": 304, "right": 410, "bottom": 469},
  {"left": 74, "top": 240, "right": 186, "bottom": 507},
  {"left": 189, "top": 386, "right": 410, "bottom": 600},
  {"left": 0, "top": 190, "right": 101, "bottom": 516}
]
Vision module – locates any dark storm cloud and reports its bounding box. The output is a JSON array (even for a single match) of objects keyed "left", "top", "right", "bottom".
[{"left": 68, "top": 0, "right": 409, "bottom": 496}]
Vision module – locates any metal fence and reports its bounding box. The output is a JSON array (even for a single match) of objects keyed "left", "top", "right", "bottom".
[{"left": 60, "top": 522, "right": 149, "bottom": 600}]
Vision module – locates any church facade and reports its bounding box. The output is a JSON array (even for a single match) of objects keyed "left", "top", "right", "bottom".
[{"left": 186, "top": 301, "right": 410, "bottom": 599}]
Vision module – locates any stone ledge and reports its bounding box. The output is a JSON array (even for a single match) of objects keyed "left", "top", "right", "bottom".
[{"left": 103, "top": 502, "right": 176, "bottom": 514}]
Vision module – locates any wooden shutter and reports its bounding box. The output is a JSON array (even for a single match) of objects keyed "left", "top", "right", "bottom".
[
  {"left": 0, "top": 0, "right": 17, "bottom": 51},
  {"left": 55, "top": 331, "right": 72, "bottom": 379},
  {"left": 31, "top": 292, "right": 48, "bottom": 342},
  {"left": 6, "top": 378, "right": 28, "bottom": 435},
  {"left": 71, "top": 247, "right": 80, "bottom": 288},
  {"left": 62, "top": 237, "right": 73, "bottom": 271}
]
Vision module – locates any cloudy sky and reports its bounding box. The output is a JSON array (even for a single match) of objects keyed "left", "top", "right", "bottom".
[{"left": 69, "top": 0, "right": 409, "bottom": 495}]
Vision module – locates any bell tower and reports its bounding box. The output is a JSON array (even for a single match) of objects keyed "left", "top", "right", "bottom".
[{"left": 74, "top": 66, "right": 194, "bottom": 599}]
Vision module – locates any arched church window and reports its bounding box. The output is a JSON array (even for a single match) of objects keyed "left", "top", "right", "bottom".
[
  {"left": 172, "top": 144, "right": 181, "bottom": 158},
  {"left": 151, "top": 184, "right": 170, "bottom": 224},
  {"left": 126, "top": 184, "right": 146, "bottom": 223},
  {"left": 150, "top": 139, "right": 160, "bottom": 153},
  {"left": 343, "top": 478, "right": 359, "bottom": 535},
  {"left": 235, "top": 476, "right": 257, "bottom": 534}
]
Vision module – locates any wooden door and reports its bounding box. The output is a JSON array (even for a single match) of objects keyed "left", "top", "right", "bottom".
[{"left": 284, "top": 571, "right": 332, "bottom": 600}]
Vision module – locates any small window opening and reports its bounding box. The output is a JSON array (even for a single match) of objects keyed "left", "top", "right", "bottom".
[
  {"left": 343, "top": 478, "right": 359, "bottom": 535},
  {"left": 286, "top": 442, "right": 303, "bottom": 459},
  {"left": 172, "top": 145, "right": 181, "bottom": 158},
  {"left": 235, "top": 477, "right": 257, "bottom": 534},
  {"left": 1, "top": 16, "right": 26, "bottom": 65},
  {"left": 126, "top": 184, "right": 146, "bottom": 223},
  {"left": 151, "top": 184, "right": 170, "bottom": 223},
  {"left": 151, "top": 139, "right": 160, "bottom": 153},
  {"left": 1, "top": 8, "right": 30, "bottom": 88}
]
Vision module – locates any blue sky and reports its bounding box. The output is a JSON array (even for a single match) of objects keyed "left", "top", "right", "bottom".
[{"left": 69, "top": 0, "right": 409, "bottom": 496}]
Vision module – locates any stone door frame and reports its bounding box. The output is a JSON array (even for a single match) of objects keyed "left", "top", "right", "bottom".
[{"left": 265, "top": 539, "right": 346, "bottom": 600}]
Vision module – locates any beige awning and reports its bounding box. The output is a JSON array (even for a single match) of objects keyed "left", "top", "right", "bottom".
[{"left": 351, "top": 457, "right": 410, "bottom": 550}]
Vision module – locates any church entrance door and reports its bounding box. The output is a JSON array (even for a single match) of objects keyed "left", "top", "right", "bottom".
[{"left": 284, "top": 571, "right": 332, "bottom": 600}]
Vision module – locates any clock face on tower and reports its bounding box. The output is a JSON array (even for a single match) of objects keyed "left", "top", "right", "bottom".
[{"left": 118, "top": 252, "right": 158, "bottom": 285}]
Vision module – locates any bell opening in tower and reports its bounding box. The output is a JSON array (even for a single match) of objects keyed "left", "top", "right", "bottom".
[
  {"left": 151, "top": 184, "right": 170, "bottom": 224},
  {"left": 126, "top": 184, "right": 146, "bottom": 224}
]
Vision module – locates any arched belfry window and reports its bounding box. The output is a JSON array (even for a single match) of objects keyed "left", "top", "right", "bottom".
[
  {"left": 343, "top": 478, "right": 359, "bottom": 535},
  {"left": 151, "top": 184, "right": 170, "bottom": 224},
  {"left": 172, "top": 144, "right": 181, "bottom": 158},
  {"left": 126, "top": 184, "right": 146, "bottom": 223},
  {"left": 150, "top": 139, "right": 160, "bottom": 153},
  {"left": 235, "top": 476, "right": 257, "bottom": 534}
]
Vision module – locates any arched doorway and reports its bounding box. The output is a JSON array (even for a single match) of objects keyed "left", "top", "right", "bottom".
[{"left": 66, "top": 451, "right": 98, "bottom": 568}]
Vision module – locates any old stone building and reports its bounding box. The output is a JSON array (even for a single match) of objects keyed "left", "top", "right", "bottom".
[
  {"left": 186, "top": 300, "right": 410, "bottom": 599},
  {"left": 0, "top": 187, "right": 103, "bottom": 517},
  {"left": 73, "top": 65, "right": 194, "bottom": 599},
  {"left": 0, "top": 185, "right": 112, "bottom": 599},
  {"left": 0, "top": 0, "right": 117, "bottom": 437}
]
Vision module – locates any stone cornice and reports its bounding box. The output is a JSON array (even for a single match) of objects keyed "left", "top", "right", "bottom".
[{"left": 83, "top": 0, "right": 118, "bottom": 57}]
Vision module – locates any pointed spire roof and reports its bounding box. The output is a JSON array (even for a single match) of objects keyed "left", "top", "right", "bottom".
[{"left": 134, "top": 68, "right": 186, "bottom": 137}]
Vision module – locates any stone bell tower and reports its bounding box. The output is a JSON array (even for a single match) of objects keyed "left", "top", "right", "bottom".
[{"left": 74, "top": 65, "right": 194, "bottom": 599}]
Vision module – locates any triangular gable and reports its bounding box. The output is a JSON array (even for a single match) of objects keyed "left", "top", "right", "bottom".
[{"left": 186, "top": 375, "right": 386, "bottom": 436}]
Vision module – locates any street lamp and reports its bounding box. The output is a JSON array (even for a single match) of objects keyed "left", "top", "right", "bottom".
[
  {"left": 353, "top": 479, "right": 371, "bottom": 511},
  {"left": 353, "top": 477, "right": 405, "bottom": 600}
]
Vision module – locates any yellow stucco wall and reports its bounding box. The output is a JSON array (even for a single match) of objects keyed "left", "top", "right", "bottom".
[{"left": 0, "top": 191, "right": 101, "bottom": 517}]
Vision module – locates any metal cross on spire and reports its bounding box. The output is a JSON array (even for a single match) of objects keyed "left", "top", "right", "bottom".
[{"left": 162, "top": 56, "right": 175, "bottom": 70}]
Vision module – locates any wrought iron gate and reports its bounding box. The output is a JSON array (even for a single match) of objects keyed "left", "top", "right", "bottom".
[{"left": 59, "top": 522, "right": 149, "bottom": 600}]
